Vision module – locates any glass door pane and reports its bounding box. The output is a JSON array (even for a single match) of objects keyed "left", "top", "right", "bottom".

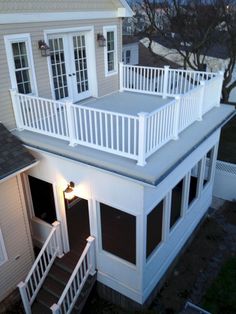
[
  {"left": 72, "top": 35, "right": 89, "bottom": 95},
  {"left": 49, "top": 37, "right": 69, "bottom": 100}
]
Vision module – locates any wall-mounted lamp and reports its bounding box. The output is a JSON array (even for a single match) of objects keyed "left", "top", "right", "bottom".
[
  {"left": 64, "top": 181, "right": 75, "bottom": 200},
  {"left": 38, "top": 40, "right": 51, "bottom": 57},
  {"left": 97, "top": 34, "right": 106, "bottom": 47}
]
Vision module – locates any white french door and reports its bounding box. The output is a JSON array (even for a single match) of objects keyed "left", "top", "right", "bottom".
[{"left": 48, "top": 32, "right": 91, "bottom": 103}]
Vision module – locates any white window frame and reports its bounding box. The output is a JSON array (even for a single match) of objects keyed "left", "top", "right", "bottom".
[
  {"left": 0, "top": 228, "right": 8, "bottom": 266},
  {"left": 4, "top": 33, "right": 38, "bottom": 95},
  {"left": 103, "top": 25, "right": 118, "bottom": 77}
]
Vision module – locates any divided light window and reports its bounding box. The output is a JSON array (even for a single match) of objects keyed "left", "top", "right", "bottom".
[
  {"left": 12, "top": 42, "right": 32, "bottom": 94},
  {"left": 170, "top": 179, "right": 184, "bottom": 229},
  {"left": 4, "top": 34, "right": 37, "bottom": 95},
  {"left": 188, "top": 161, "right": 201, "bottom": 206},
  {"left": 204, "top": 147, "right": 215, "bottom": 187},
  {"left": 104, "top": 26, "right": 117, "bottom": 76}
]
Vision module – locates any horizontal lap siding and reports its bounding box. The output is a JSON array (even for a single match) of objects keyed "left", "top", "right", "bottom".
[
  {"left": 0, "top": 18, "right": 122, "bottom": 129},
  {"left": 0, "top": 0, "right": 118, "bottom": 13},
  {"left": 0, "top": 176, "right": 34, "bottom": 302}
]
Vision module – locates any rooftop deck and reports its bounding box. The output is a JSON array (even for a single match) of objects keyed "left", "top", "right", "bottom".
[{"left": 11, "top": 64, "right": 226, "bottom": 167}]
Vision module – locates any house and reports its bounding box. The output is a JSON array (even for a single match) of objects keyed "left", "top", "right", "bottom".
[
  {"left": 122, "top": 35, "right": 139, "bottom": 65},
  {"left": 0, "top": 123, "right": 37, "bottom": 305},
  {"left": 0, "top": 0, "right": 235, "bottom": 313}
]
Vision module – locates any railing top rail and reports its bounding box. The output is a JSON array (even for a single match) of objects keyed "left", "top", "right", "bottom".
[
  {"left": 122, "top": 64, "right": 165, "bottom": 71},
  {"left": 15, "top": 91, "right": 66, "bottom": 107},
  {"left": 25, "top": 226, "right": 56, "bottom": 283},
  {"left": 148, "top": 98, "right": 176, "bottom": 117},
  {"left": 57, "top": 240, "right": 93, "bottom": 306},
  {"left": 71, "top": 103, "right": 140, "bottom": 120}
]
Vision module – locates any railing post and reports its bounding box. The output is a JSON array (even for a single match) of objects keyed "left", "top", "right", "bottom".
[
  {"left": 65, "top": 102, "right": 77, "bottom": 147},
  {"left": 86, "top": 236, "right": 96, "bottom": 276},
  {"left": 50, "top": 304, "right": 60, "bottom": 314},
  {"left": 18, "top": 282, "right": 31, "bottom": 314},
  {"left": 162, "top": 65, "right": 170, "bottom": 99},
  {"left": 197, "top": 81, "right": 205, "bottom": 121},
  {"left": 9, "top": 89, "right": 24, "bottom": 130},
  {"left": 173, "top": 96, "right": 180, "bottom": 140},
  {"left": 216, "top": 70, "right": 224, "bottom": 106},
  {"left": 137, "top": 112, "right": 148, "bottom": 166},
  {"left": 52, "top": 221, "right": 64, "bottom": 258},
  {"left": 119, "top": 62, "right": 124, "bottom": 92}
]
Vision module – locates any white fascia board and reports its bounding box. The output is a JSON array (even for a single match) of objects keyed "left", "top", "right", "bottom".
[
  {"left": 118, "top": 0, "right": 134, "bottom": 17},
  {"left": 0, "top": 11, "right": 119, "bottom": 24},
  {"left": 0, "top": 161, "right": 39, "bottom": 184}
]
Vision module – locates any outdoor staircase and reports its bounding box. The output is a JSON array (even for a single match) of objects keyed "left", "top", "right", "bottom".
[{"left": 32, "top": 250, "right": 96, "bottom": 313}]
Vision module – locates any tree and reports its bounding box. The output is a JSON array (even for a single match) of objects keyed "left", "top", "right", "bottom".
[{"left": 137, "top": 0, "right": 236, "bottom": 103}]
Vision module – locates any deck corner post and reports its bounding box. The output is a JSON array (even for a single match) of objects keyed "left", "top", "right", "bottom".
[
  {"left": 9, "top": 89, "right": 24, "bottom": 130},
  {"left": 163, "top": 65, "right": 170, "bottom": 99},
  {"left": 52, "top": 221, "right": 64, "bottom": 258},
  {"left": 216, "top": 70, "right": 224, "bottom": 106},
  {"left": 86, "top": 236, "right": 96, "bottom": 276},
  {"left": 119, "top": 62, "right": 124, "bottom": 92},
  {"left": 137, "top": 112, "right": 148, "bottom": 167},
  {"left": 65, "top": 101, "right": 77, "bottom": 147},
  {"left": 50, "top": 303, "right": 60, "bottom": 314},
  {"left": 173, "top": 95, "right": 180, "bottom": 140},
  {"left": 18, "top": 281, "right": 31, "bottom": 314},
  {"left": 198, "top": 80, "right": 205, "bottom": 121}
]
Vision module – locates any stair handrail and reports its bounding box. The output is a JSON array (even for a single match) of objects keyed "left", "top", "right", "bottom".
[
  {"left": 18, "top": 221, "right": 63, "bottom": 314},
  {"left": 51, "top": 236, "right": 96, "bottom": 314}
]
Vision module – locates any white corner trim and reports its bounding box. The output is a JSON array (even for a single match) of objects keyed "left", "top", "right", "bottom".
[
  {"left": 0, "top": 11, "right": 124, "bottom": 24},
  {"left": 4, "top": 33, "right": 38, "bottom": 96},
  {"left": 118, "top": 0, "right": 134, "bottom": 17},
  {"left": 0, "top": 228, "right": 8, "bottom": 266}
]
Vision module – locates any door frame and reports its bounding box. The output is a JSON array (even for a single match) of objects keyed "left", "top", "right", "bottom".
[{"left": 44, "top": 26, "right": 98, "bottom": 102}]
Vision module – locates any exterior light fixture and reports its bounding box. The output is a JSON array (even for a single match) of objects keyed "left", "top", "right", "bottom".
[
  {"left": 64, "top": 181, "right": 75, "bottom": 200},
  {"left": 97, "top": 34, "right": 106, "bottom": 47},
  {"left": 38, "top": 40, "right": 51, "bottom": 57}
]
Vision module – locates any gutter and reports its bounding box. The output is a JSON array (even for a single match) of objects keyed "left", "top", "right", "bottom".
[{"left": 0, "top": 161, "right": 39, "bottom": 184}]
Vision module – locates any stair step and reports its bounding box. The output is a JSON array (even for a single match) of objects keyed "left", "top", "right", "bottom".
[
  {"left": 49, "top": 264, "right": 71, "bottom": 285},
  {"left": 43, "top": 276, "right": 65, "bottom": 298},
  {"left": 32, "top": 301, "right": 51, "bottom": 314},
  {"left": 55, "top": 251, "right": 80, "bottom": 273},
  {"left": 37, "top": 288, "right": 58, "bottom": 309}
]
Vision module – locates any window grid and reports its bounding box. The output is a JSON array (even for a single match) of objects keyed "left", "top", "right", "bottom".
[
  {"left": 49, "top": 38, "right": 68, "bottom": 100},
  {"left": 0, "top": 228, "right": 7, "bottom": 266},
  {"left": 12, "top": 42, "right": 32, "bottom": 94},
  {"left": 73, "top": 35, "right": 89, "bottom": 94},
  {"left": 106, "top": 31, "right": 115, "bottom": 72}
]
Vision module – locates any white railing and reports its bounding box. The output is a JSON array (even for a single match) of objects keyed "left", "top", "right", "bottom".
[
  {"left": 71, "top": 105, "right": 139, "bottom": 159},
  {"left": 51, "top": 236, "right": 96, "bottom": 314},
  {"left": 18, "top": 221, "right": 63, "bottom": 314},
  {"left": 121, "top": 63, "right": 216, "bottom": 98},
  {"left": 10, "top": 65, "right": 223, "bottom": 166},
  {"left": 10, "top": 90, "right": 69, "bottom": 140}
]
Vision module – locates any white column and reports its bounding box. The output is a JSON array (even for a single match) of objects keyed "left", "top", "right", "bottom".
[
  {"left": 9, "top": 89, "right": 24, "bottom": 130},
  {"left": 162, "top": 65, "right": 170, "bottom": 99},
  {"left": 137, "top": 112, "right": 149, "bottom": 166},
  {"left": 52, "top": 221, "right": 64, "bottom": 258},
  {"left": 50, "top": 304, "right": 60, "bottom": 314},
  {"left": 197, "top": 81, "right": 205, "bottom": 121},
  {"left": 119, "top": 62, "right": 124, "bottom": 92},
  {"left": 65, "top": 102, "right": 77, "bottom": 147},
  {"left": 216, "top": 71, "right": 224, "bottom": 106},
  {"left": 173, "top": 95, "right": 181, "bottom": 140},
  {"left": 86, "top": 236, "right": 96, "bottom": 276},
  {"left": 18, "top": 282, "right": 31, "bottom": 314}
]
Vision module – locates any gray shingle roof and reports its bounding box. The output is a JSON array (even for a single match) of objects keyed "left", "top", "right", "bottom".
[{"left": 0, "top": 123, "right": 36, "bottom": 180}]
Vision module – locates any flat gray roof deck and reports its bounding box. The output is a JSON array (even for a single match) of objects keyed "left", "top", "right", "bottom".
[
  {"left": 14, "top": 104, "right": 235, "bottom": 186},
  {"left": 78, "top": 91, "right": 171, "bottom": 115}
]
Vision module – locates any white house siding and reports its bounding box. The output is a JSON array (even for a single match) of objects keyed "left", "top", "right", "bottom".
[
  {"left": 0, "top": 0, "right": 122, "bottom": 13},
  {"left": 122, "top": 42, "right": 139, "bottom": 65},
  {"left": 0, "top": 18, "right": 122, "bottom": 129},
  {"left": 0, "top": 175, "right": 34, "bottom": 302}
]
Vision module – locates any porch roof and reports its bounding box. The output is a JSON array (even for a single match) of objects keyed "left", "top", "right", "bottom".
[
  {"left": 0, "top": 123, "right": 36, "bottom": 181},
  {"left": 13, "top": 104, "right": 235, "bottom": 186}
]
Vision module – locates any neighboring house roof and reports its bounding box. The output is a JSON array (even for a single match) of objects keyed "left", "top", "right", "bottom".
[
  {"left": 0, "top": 123, "right": 36, "bottom": 181},
  {"left": 151, "top": 34, "right": 229, "bottom": 60},
  {"left": 139, "top": 42, "right": 180, "bottom": 68},
  {"left": 123, "top": 35, "right": 140, "bottom": 45},
  {"left": 218, "top": 115, "right": 236, "bottom": 164}
]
